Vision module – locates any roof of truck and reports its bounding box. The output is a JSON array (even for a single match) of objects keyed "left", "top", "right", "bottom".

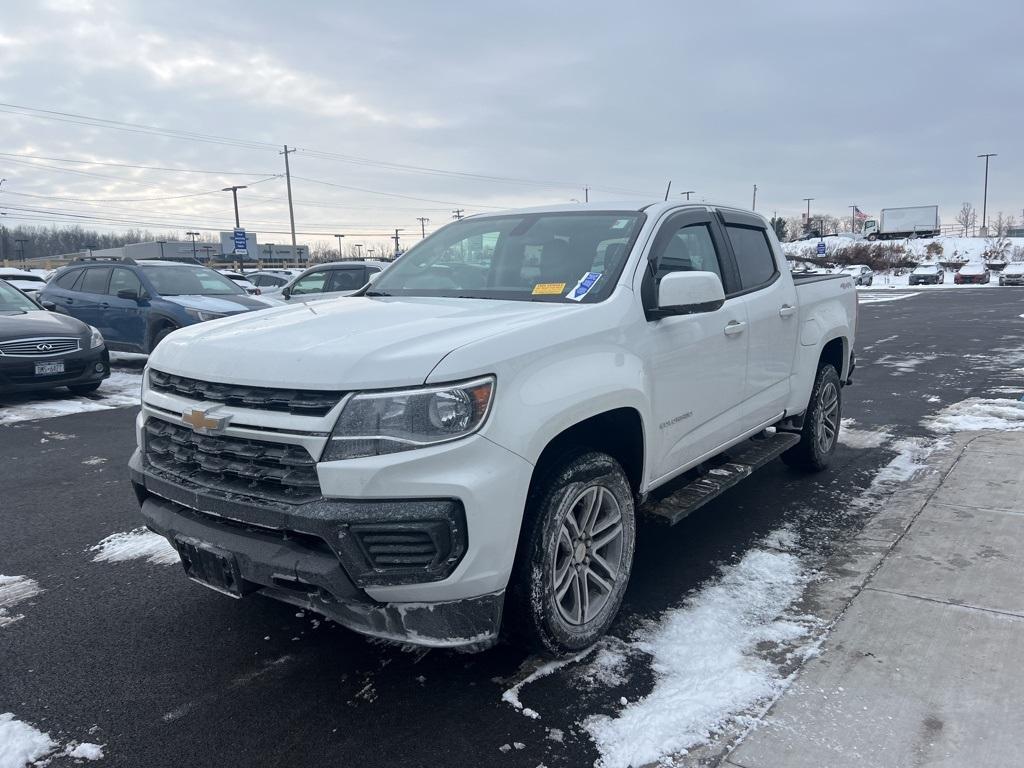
[{"left": 465, "top": 200, "right": 760, "bottom": 219}]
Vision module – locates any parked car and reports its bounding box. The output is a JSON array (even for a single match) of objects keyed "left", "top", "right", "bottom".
[
  {"left": 954, "top": 263, "right": 990, "bottom": 285},
  {"left": 999, "top": 263, "right": 1024, "bottom": 286},
  {"left": 40, "top": 258, "right": 269, "bottom": 354},
  {"left": 0, "top": 268, "right": 49, "bottom": 299},
  {"left": 0, "top": 279, "right": 109, "bottom": 395},
  {"left": 217, "top": 270, "right": 262, "bottom": 295},
  {"left": 246, "top": 269, "right": 305, "bottom": 294},
  {"left": 130, "top": 202, "right": 857, "bottom": 653},
  {"left": 908, "top": 263, "right": 945, "bottom": 285},
  {"left": 277, "top": 260, "right": 390, "bottom": 302},
  {"left": 838, "top": 264, "right": 874, "bottom": 286}
]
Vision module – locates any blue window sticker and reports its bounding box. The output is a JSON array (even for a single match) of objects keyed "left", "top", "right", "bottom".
[{"left": 567, "top": 271, "right": 602, "bottom": 302}]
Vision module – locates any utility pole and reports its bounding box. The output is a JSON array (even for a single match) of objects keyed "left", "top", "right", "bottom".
[
  {"left": 679, "top": 190, "right": 695, "bottom": 201},
  {"left": 222, "top": 186, "right": 247, "bottom": 228},
  {"left": 849, "top": 206, "right": 857, "bottom": 235},
  {"left": 416, "top": 217, "right": 429, "bottom": 238},
  {"left": 451, "top": 209, "right": 464, "bottom": 220},
  {"left": 157, "top": 240, "right": 166, "bottom": 259},
  {"left": 977, "top": 153, "right": 996, "bottom": 235},
  {"left": 281, "top": 145, "right": 298, "bottom": 248},
  {"left": 803, "top": 198, "right": 814, "bottom": 233},
  {"left": 186, "top": 231, "right": 199, "bottom": 261},
  {"left": 751, "top": 184, "right": 757, "bottom": 211},
  {"left": 584, "top": 186, "right": 590, "bottom": 203},
  {"left": 392, "top": 229, "right": 402, "bottom": 258},
  {"left": 334, "top": 233, "right": 345, "bottom": 259},
  {"left": 663, "top": 181, "right": 672, "bottom": 201},
  {"left": 15, "top": 238, "right": 28, "bottom": 265}
]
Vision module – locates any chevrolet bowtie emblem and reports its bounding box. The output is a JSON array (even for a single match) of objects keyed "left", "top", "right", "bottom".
[{"left": 181, "top": 407, "right": 230, "bottom": 435}]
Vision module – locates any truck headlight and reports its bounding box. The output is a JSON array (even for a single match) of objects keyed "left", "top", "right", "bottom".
[
  {"left": 184, "top": 308, "right": 227, "bottom": 322},
  {"left": 88, "top": 325, "right": 104, "bottom": 349},
  {"left": 322, "top": 376, "right": 495, "bottom": 460}
]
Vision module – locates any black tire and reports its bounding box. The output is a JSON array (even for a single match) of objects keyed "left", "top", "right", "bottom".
[
  {"left": 505, "top": 451, "right": 636, "bottom": 655},
  {"left": 782, "top": 364, "right": 842, "bottom": 472},
  {"left": 67, "top": 382, "right": 102, "bottom": 396},
  {"left": 150, "top": 325, "right": 178, "bottom": 351},
  {"left": 867, "top": 233, "right": 877, "bottom": 241}
]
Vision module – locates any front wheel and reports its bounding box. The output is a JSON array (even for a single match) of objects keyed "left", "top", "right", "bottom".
[
  {"left": 782, "top": 364, "right": 842, "bottom": 472},
  {"left": 505, "top": 451, "right": 636, "bottom": 655}
]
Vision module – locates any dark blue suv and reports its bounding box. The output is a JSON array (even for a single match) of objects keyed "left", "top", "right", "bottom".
[{"left": 40, "top": 258, "right": 268, "bottom": 353}]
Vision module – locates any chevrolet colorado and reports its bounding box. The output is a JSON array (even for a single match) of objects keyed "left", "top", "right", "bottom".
[{"left": 130, "top": 202, "right": 856, "bottom": 654}]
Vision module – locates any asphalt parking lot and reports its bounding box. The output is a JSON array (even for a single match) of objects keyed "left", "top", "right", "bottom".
[{"left": 2, "top": 287, "right": 1023, "bottom": 768}]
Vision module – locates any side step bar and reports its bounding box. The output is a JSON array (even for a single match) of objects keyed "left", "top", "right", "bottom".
[{"left": 643, "top": 431, "right": 801, "bottom": 525}]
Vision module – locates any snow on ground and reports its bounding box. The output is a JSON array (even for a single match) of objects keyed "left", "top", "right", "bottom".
[
  {"left": 89, "top": 528, "right": 179, "bottom": 566},
  {"left": 0, "top": 576, "right": 43, "bottom": 629},
  {"left": 783, "top": 234, "right": 1024, "bottom": 263},
  {"left": 838, "top": 418, "right": 892, "bottom": 449},
  {"left": 856, "top": 291, "right": 919, "bottom": 304},
  {"left": 0, "top": 713, "right": 55, "bottom": 768},
  {"left": 924, "top": 398, "right": 1024, "bottom": 433},
  {"left": 0, "top": 371, "right": 141, "bottom": 426},
  {"left": 584, "top": 541, "right": 813, "bottom": 768}
]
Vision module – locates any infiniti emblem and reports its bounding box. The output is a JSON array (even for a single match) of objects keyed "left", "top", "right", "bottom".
[{"left": 36, "top": 343, "right": 54, "bottom": 351}]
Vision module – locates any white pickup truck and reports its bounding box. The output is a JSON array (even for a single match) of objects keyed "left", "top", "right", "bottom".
[{"left": 130, "top": 202, "right": 856, "bottom": 654}]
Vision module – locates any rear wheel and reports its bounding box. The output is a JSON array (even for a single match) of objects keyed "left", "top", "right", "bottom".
[
  {"left": 782, "top": 364, "right": 842, "bottom": 472},
  {"left": 505, "top": 451, "right": 636, "bottom": 655}
]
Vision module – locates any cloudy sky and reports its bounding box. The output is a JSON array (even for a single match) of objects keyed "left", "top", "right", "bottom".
[{"left": 0, "top": 0, "right": 1020, "bottom": 250}]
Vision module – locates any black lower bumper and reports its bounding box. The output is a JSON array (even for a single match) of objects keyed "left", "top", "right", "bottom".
[
  {"left": 0, "top": 346, "right": 109, "bottom": 394},
  {"left": 131, "top": 454, "right": 501, "bottom": 650}
]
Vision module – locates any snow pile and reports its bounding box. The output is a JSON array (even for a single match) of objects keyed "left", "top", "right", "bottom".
[
  {"left": 0, "top": 713, "right": 55, "bottom": 768},
  {"left": 924, "top": 398, "right": 1024, "bottom": 433},
  {"left": 585, "top": 545, "right": 811, "bottom": 768},
  {"left": 838, "top": 418, "right": 892, "bottom": 449},
  {"left": 90, "top": 528, "right": 179, "bottom": 566},
  {"left": 0, "top": 371, "right": 142, "bottom": 426},
  {"left": 872, "top": 437, "right": 937, "bottom": 484},
  {"left": 0, "top": 575, "right": 43, "bottom": 629},
  {"left": 575, "top": 643, "right": 631, "bottom": 690},
  {"left": 64, "top": 742, "right": 104, "bottom": 760},
  {"left": 502, "top": 651, "right": 591, "bottom": 719}
]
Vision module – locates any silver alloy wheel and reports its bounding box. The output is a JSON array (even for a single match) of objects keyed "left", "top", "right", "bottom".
[
  {"left": 815, "top": 380, "right": 840, "bottom": 453},
  {"left": 552, "top": 485, "right": 624, "bottom": 626}
]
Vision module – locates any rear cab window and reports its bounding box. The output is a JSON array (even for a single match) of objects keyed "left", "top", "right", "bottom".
[{"left": 721, "top": 217, "right": 779, "bottom": 294}]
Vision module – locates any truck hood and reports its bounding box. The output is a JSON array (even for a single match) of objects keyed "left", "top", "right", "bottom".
[
  {"left": 149, "top": 296, "right": 577, "bottom": 389},
  {"left": 163, "top": 294, "right": 267, "bottom": 313}
]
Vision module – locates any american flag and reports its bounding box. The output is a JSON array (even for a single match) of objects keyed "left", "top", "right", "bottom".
[{"left": 854, "top": 206, "right": 869, "bottom": 221}]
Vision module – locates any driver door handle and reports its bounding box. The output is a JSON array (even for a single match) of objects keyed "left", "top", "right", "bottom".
[
  {"left": 724, "top": 320, "right": 747, "bottom": 336},
  {"left": 779, "top": 304, "right": 796, "bottom": 318}
]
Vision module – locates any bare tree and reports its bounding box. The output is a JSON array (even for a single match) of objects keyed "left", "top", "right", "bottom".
[
  {"left": 955, "top": 202, "right": 976, "bottom": 237},
  {"left": 991, "top": 212, "right": 1013, "bottom": 238}
]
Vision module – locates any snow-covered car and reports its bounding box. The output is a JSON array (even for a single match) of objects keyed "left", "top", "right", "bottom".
[
  {"left": 216, "top": 270, "right": 261, "bottom": 295},
  {"left": 276, "top": 260, "right": 390, "bottom": 302},
  {"left": 838, "top": 264, "right": 873, "bottom": 286},
  {"left": 908, "top": 263, "right": 944, "bottom": 285},
  {"left": 954, "top": 263, "right": 990, "bottom": 285},
  {"left": 0, "top": 268, "right": 49, "bottom": 299},
  {"left": 247, "top": 269, "right": 304, "bottom": 294},
  {"left": 130, "top": 202, "right": 857, "bottom": 653},
  {"left": 999, "top": 263, "right": 1024, "bottom": 286}
]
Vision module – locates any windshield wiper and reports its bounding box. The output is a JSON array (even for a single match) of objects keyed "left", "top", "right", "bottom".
[{"left": 364, "top": 290, "right": 391, "bottom": 297}]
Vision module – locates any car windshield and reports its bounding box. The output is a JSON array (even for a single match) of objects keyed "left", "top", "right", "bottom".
[
  {"left": 141, "top": 264, "right": 245, "bottom": 296},
  {"left": 369, "top": 211, "right": 645, "bottom": 302},
  {"left": 0, "top": 272, "right": 45, "bottom": 283},
  {"left": 0, "top": 280, "right": 40, "bottom": 313},
  {"left": 913, "top": 265, "right": 937, "bottom": 274}
]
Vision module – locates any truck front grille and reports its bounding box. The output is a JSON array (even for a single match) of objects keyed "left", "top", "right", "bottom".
[
  {"left": 148, "top": 369, "right": 343, "bottom": 416},
  {"left": 144, "top": 417, "right": 321, "bottom": 503}
]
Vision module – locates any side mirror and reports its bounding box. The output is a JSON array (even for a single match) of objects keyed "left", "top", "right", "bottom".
[
  {"left": 653, "top": 271, "right": 725, "bottom": 318},
  {"left": 41, "top": 300, "right": 57, "bottom": 311},
  {"left": 117, "top": 289, "right": 141, "bottom": 302},
  {"left": 366, "top": 271, "right": 381, "bottom": 285}
]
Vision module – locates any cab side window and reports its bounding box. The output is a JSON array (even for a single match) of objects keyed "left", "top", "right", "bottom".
[{"left": 725, "top": 225, "right": 777, "bottom": 291}]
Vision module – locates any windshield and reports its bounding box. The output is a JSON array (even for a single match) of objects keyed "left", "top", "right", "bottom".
[
  {"left": 369, "top": 211, "right": 645, "bottom": 302},
  {"left": 912, "top": 265, "right": 937, "bottom": 274},
  {"left": 141, "top": 264, "right": 245, "bottom": 296},
  {"left": 0, "top": 273, "right": 45, "bottom": 283},
  {"left": 0, "top": 280, "right": 40, "bottom": 313}
]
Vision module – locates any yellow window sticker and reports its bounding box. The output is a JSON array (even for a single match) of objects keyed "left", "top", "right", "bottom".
[{"left": 532, "top": 282, "right": 566, "bottom": 295}]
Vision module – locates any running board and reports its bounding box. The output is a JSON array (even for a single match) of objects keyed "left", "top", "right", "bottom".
[{"left": 643, "top": 432, "right": 801, "bottom": 525}]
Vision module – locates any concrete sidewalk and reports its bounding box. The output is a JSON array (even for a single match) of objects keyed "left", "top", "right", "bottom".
[{"left": 726, "top": 431, "right": 1024, "bottom": 768}]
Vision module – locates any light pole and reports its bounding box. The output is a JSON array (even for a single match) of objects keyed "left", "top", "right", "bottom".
[
  {"left": 201, "top": 245, "right": 213, "bottom": 263},
  {"left": 977, "top": 153, "right": 996, "bottom": 235},
  {"left": 752, "top": 184, "right": 757, "bottom": 211},
  {"left": 222, "top": 186, "right": 248, "bottom": 228},
  {"left": 334, "top": 234, "right": 345, "bottom": 260},
  {"left": 85, "top": 243, "right": 97, "bottom": 260},
  {"left": 15, "top": 238, "right": 28, "bottom": 265},
  {"left": 186, "top": 231, "right": 199, "bottom": 261},
  {"left": 803, "top": 198, "right": 814, "bottom": 234},
  {"left": 265, "top": 242, "right": 274, "bottom": 264},
  {"left": 354, "top": 243, "right": 364, "bottom": 258},
  {"left": 157, "top": 240, "right": 166, "bottom": 259},
  {"left": 679, "top": 190, "right": 695, "bottom": 201}
]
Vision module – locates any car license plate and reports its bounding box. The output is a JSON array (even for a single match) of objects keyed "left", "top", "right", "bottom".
[
  {"left": 35, "top": 361, "right": 65, "bottom": 375},
  {"left": 175, "top": 536, "right": 250, "bottom": 598}
]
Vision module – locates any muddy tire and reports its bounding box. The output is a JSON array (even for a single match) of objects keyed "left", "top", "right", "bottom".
[
  {"left": 505, "top": 451, "right": 636, "bottom": 655},
  {"left": 782, "top": 364, "right": 842, "bottom": 472}
]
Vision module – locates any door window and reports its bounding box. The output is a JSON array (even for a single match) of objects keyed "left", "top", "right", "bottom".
[
  {"left": 55, "top": 268, "right": 83, "bottom": 289},
  {"left": 651, "top": 224, "right": 723, "bottom": 284},
  {"left": 290, "top": 271, "right": 329, "bottom": 295},
  {"left": 725, "top": 225, "right": 777, "bottom": 291},
  {"left": 329, "top": 268, "right": 367, "bottom": 292},
  {"left": 79, "top": 267, "right": 112, "bottom": 294},
  {"left": 108, "top": 268, "right": 143, "bottom": 297}
]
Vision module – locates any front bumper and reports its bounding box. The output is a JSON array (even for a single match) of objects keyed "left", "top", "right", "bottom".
[{"left": 0, "top": 346, "right": 109, "bottom": 394}]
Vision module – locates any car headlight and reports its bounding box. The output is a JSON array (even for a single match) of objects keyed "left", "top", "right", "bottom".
[
  {"left": 88, "top": 325, "right": 104, "bottom": 349},
  {"left": 322, "top": 376, "right": 495, "bottom": 461},
  {"left": 184, "top": 308, "right": 227, "bottom": 322}
]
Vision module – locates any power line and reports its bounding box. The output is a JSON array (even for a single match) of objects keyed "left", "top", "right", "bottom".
[{"left": 0, "top": 151, "right": 274, "bottom": 176}]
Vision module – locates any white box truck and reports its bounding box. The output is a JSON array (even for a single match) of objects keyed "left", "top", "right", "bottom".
[{"left": 863, "top": 206, "right": 940, "bottom": 240}]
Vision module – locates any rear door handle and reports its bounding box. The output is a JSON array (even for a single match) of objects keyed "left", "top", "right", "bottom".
[
  {"left": 779, "top": 304, "right": 796, "bottom": 318},
  {"left": 100, "top": 302, "right": 110, "bottom": 308},
  {"left": 724, "top": 320, "right": 747, "bottom": 336}
]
